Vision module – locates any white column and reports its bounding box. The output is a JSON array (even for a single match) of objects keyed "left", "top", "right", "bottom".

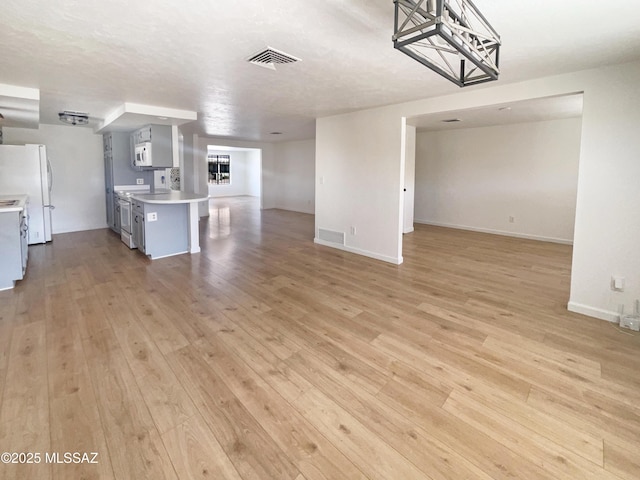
[{"left": 188, "top": 201, "right": 200, "bottom": 253}]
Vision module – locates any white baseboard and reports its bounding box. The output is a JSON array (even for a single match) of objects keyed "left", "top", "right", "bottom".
[
  {"left": 208, "top": 194, "right": 258, "bottom": 198},
  {"left": 567, "top": 302, "right": 619, "bottom": 323},
  {"left": 274, "top": 205, "right": 315, "bottom": 215},
  {"left": 55, "top": 223, "right": 112, "bottom": 234},
  {"left": 414, "top": 219, "right": 573, "bottom": 245},
  {"left": 403, "top": 227, "right": 414, "bottom": 234},
  {"left": 314, "top": 238, "right": 403, "bottom": 265}
]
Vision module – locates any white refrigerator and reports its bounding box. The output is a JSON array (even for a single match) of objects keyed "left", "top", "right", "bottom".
[{"left": 0, "top": 144, "right": 53, "bottom": 244}]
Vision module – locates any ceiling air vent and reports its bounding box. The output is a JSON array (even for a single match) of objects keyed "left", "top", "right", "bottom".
[{"left": 247, "top": 47, "right": 300, "bottom": 70}]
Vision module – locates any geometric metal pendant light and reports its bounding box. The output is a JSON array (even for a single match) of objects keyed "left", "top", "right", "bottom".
[{"left": 393, "top": 0, "right": 501, "bottom": 87}]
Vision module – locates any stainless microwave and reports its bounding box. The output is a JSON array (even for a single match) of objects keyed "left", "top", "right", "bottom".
[{"left": 134, "top": 142, "right": 152, "bottom": 167}]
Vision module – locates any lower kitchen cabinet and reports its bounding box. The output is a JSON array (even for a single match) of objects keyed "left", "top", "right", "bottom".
[
  {"left": 114, "top": 196, "right": 121, "bottom": 233},
  {"left": 131, "top": 199, "right": 188, "bottom": 259},
  {"left": 132, "top": 207, "right": 145, "bottom": 254},
  {"left": 0, "top": 208, "right": 28, "bottom": 290}
]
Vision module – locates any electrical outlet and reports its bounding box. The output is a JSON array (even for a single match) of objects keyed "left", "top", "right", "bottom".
[
  {"left": 620, "top": 315, "right": 640, "bottom": 331},
  {"left": 147, "top": 212, "right": 157, "bottom": 222},
  {"left": 508, "top": 216, "right": 515, "bottom": 223},
  {"left": 350, "top": 226, "right": 356, "bottom": 235},
  {"left": 136, "top": 178, "right": 144, "bottom": 185}
]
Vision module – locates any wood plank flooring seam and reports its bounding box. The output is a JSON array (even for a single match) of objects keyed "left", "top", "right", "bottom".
[{"left": 75, "top": 310, "right": 132, "bottom": 480}]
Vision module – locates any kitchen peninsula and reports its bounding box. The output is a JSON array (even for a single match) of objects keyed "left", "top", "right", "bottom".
[{"left": 130, "top": 191, "right": 208, "bottom": 259}]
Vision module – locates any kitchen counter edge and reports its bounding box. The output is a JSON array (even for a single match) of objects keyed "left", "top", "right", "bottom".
[
  {"left": 130, "top": 192, "right": 209, "bottom": 204},
  {"left": 0, "top": 194, "right": 28, "bottom": 213}
]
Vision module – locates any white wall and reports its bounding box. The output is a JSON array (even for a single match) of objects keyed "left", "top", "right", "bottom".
[
  {"left": 569, "top": 64, "right": 640, "bottom": 322},
  {"left": 315, "top": 61, "right": 640, "bottom": 323},
  {"left": 316, "top": 109, "right": 405, "bottom": 264},
  {"left": 207, "top": 149, "right": 261, "bottom": 198},
  {"left": 245, "top": 149, "right": 261, "bottom": 197},
  {"left": 4, "top": 124, "right": 105, "bottom": 234},
  {"left": 273, "top": 139, "right": 315, "bottom": 214},
  {"left": 414, "top": 117, "right": 582, "bottom": 243}
]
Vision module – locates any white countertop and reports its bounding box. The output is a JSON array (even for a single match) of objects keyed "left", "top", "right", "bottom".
[
  {"left": 130, "top": 191, "right": 208, "bottom": 204},
  {"left": 115, "top": 185, "right": 150, "bottom": 200},
  {"left": 0, "top": 194, "right": 28, "bottom": 213}
]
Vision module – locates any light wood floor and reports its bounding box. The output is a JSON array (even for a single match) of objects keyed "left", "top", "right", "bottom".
[{"left": 1, "top": 196, "right": 639, "bottom": 480}]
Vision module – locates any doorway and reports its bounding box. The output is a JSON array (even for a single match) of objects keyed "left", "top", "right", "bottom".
[
  {"left": 403, "top": 93, "right": 584, "bottom": 253},
  {"left": 206, "top": 145, "right": 262, "bottom": 202}
]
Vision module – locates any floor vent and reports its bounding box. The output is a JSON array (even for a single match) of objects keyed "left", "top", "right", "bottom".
[
  {"left": 318, "top": 228, "right": 345, "bottom": 245},
  {"left": 247, "top": 47, "right": 300, "bottom": 70}
]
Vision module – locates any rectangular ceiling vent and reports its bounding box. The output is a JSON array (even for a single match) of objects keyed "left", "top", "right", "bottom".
[{"left": 247, "top": 47, "right": 300, "bottom": 70}]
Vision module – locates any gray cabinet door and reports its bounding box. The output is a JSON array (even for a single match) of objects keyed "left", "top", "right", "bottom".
[
  {"left": 133, "top": 211, "right": 145, "bottom": 253},
  {"left": 106, "top": 191, "right": 115, "bottom": 231},
  {"left": 20, "top": 212, "right": 28, "bottom": 273},
  {"left": 114, "top": 197, "right": 121, "bottom": 233},
  {"left": 104, "top": 151, "right": 115, "bottom": 230}
]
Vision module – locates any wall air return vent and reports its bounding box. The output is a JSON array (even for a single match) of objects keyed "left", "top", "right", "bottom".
[
  {"left": 247, "top": 47, "right": 300, "bottom": 70},
  {"left": 318, "top": 228, "right": 345, "bottom": 246}
]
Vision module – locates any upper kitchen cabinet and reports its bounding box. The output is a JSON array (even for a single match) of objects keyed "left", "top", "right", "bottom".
[{"left": 132, "top": 124, "right": 172, "bottom": 169}]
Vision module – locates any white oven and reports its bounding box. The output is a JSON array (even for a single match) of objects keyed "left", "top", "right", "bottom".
[{"left": 118, "top": 195, "right": 136, "bottom": 249}]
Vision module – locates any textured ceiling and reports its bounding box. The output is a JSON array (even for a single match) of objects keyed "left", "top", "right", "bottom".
[
  {"left": 410, "top": 93, "right": 584, "bottom": 131},
  {"left": 0, "top": 1, "right": 639, "bottom": 141}
]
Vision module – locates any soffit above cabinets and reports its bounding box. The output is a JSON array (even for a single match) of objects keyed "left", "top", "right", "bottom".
[
  {"left": 96, "top": 103, "right": 198, "bottom": 134},
  {"left": 0, "top": 83, "right": 40, "bottom": 129}
]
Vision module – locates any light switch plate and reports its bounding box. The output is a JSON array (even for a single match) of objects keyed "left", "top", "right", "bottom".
[
  {"left": 136, "top": 178, "right": 144, "bottom": 185},
  {"left": 612, "top": 276, "right": 625, "bottom": 291}
]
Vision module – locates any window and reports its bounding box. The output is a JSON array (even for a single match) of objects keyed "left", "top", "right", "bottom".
[{"left": 208, "top": 154, "right": 231, "bottom": 184}]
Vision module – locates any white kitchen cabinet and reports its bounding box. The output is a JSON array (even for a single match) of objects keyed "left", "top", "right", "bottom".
[{"left": 0, "top": 204, "right": 28, "bottom": 290}]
